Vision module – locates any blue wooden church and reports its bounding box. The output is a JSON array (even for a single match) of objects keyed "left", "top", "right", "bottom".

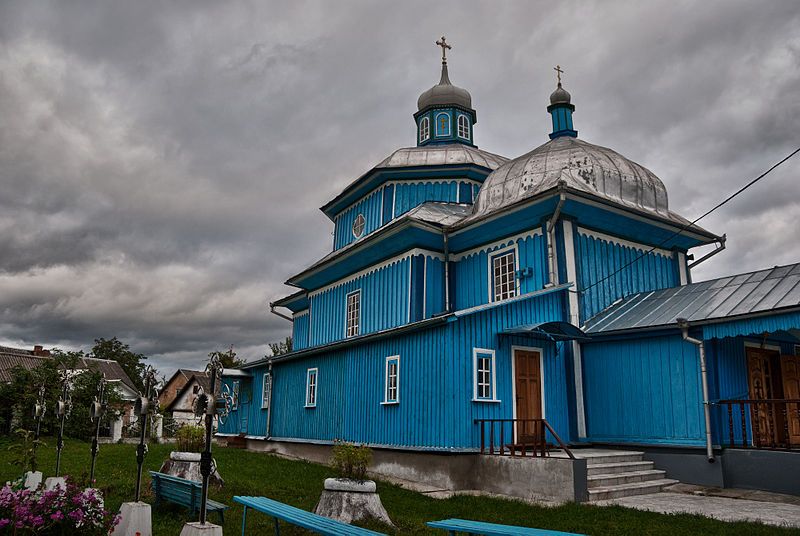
[{"left": 220, "top": 40, "right": 800, "bottom": 498}]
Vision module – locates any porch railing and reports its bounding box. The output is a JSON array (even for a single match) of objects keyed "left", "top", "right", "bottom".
[
  {"left": 718, "top": 399, "right": 800, "bottom": 451},
  {"left": 474, "top": 418, "right": 575, "bottom": 459}
]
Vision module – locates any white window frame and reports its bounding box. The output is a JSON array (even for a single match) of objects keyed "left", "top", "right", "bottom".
[
  {"left": 435, "top": 112, "right": 450, "bottom": 137},
  {"left": 488, "top": 247, "right": 519, "bottom": 303},
  {"left": 305, "top": 368, "right": 318, "bottom": 408},
  {"left": 261, "top": 372, "right": 271, "bottom": 410},
  {"left": 472, "top": 348, "right": 499, "bottom": 402},
  {"left": 231, "top": 380, "right": 240, "bottom": 410},
  {"left": 345, "top": 290, "right": 361, "bottom": 338},
  {"left": 419, "top": 116, "right": 430, "bottom": 142},
  {"left": 457, "top": 114, "right": 470, "bottom": 139},
  {"left": 352, "top": 213, "right": 366, "bottom": 238},
  {"left": 382, "top": 355, "right": 400, "bottom": 405}
]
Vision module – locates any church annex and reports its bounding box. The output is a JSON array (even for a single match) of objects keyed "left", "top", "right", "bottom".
[{"left": 219, "top": 39, "right": 800, "bottom": 499}]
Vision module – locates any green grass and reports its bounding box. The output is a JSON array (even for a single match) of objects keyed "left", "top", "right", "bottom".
[{"left": 1, "top": 437, "right": 796, "bottom": 535}]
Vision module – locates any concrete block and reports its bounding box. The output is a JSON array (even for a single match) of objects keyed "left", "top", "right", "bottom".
[
  {"left": 44, "top": 477, "right": 66, "bottom": 491},
  {"left": 324, "top": 478, "right": 376, "bottom": 493},
  {"left": 112, "top": 501, "right": 152, "bottom": 536},
  {"left": 179, "top": 522, "right": 223, "bottom": 536},
  {"left": 23, "top": 471, "right": 42, "bottom": 490}
]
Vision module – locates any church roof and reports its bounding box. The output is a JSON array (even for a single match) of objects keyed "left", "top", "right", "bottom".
[
  {"left": 467, "top": 136, "right": 692, "bottom": 228},
  {"left": 584, "top": 263, "right": 800, "bottom": 334},
  {"left": 417, "top": 63, "right": 473, "bottom": 112}
]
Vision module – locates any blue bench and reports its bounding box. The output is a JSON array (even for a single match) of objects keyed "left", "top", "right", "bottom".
[
  {"left": 149, "top": 471, "right": 229, "bottom": 523},
  {"left": 233, "top": 495, "right": 385, "bottom": 536},
  {"left": 428, "top": 518, "right": 586, "bottom": 536}
]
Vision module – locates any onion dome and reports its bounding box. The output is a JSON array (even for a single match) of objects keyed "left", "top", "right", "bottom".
[
  {"left": 549, "top": 83, "right": 571, "bottom": 105},
  {"left": 417, "top": 63, "right": 473, "bottom": 111}
]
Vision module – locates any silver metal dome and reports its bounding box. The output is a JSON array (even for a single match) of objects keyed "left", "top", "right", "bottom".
[
  {"left": 550, "top": 84, "right": 571, "bottom": 105},
  {"left": 417, "top": 64, "right": 473, "bottom": 111},
  {"left": 471, "top": 136, "right": 680, "bottom": 222}
]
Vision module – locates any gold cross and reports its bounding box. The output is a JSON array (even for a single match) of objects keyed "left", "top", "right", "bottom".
[
  {"left": 436, "top": 36, "right": 452, "bottom": 63},
  {"left": 554, "top": 65, "right": 564, "bottom": 85}
]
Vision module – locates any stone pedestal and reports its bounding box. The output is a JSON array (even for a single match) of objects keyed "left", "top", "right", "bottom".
[
  {"left": 159, "top": 452, "right": 224, "bottom": 487},
  {"left": 44, "top": 476, "right": 66, "bottom": 491},
  {"left": 112, "top": 501, "right": 152, "bottom": 536},
  {"left": 179, "top": 522, "right": 222, "bottom": 536},
  {"left": 23, "top": 471, "right": 42, "bottom": 490},
  {"left": 314, "top": 478, "right": 393, "bottom": 527},
  {"left": 153, "top": 415, "right": 164, "bottom": 441},
  {"left": 110, "top": 415, "right": 124, "bottom": 442}
]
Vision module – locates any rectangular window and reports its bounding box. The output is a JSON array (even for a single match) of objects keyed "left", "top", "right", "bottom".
[
  {"left": 231, "top": 380, "right": 240, "bottom": 410},
  {"left": 346, "top": 290, "right": 361, "bottom": 338},
  {"left": 383, "top": 356, "right": 400, "bottom": 404},
  {"left": 262, "top": 373, "right": 271, "bottom": 410},
  {"left": 491, "top": 250, "right": 517, "bottom": 302},
  {"left": 305, "top": 368, "right": 318, "bottom": 407},
  {"left": 473, "top": 348, "right": 497, "bottom": 402}
]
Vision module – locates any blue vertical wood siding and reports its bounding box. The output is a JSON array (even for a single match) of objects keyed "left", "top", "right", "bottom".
[
  {"left": 582, "top": 334, "right": 705, "bottom": 445},
  {"left": 425, "top": 256, "right": 445, "bottom": 318},
  {"left": 453, "top": 232, "right": 547, "bottom": 310},
  {"left": 219, "top": 374, "right": 269, "bottom": 437},
  {"left": 575, "top": 230, "right": 678, "bottom": 322},
  {"left": 292, "top": 311, "right": 310, "bottom": 350},
  {"left": 333, "top": 188, "right": 384, "bottom": 250},
  {"left": 392, "top": 181, "right": 472, "bottom": 218},
  {"left": 256, "top": 289, "right": 570, "bottom": 449},
  {"left": 308, "top": 256, "right": 410, "bottom": 347}
]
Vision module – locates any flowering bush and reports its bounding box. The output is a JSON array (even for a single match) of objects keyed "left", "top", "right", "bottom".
[{"left": 0, "top": 478, "right": 119, "bottom": 535}]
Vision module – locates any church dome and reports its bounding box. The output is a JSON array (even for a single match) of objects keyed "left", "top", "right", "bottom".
[
  {"left": 549, "top": 84, "right": 571, "bottom": 105},
  {"left": 417, "top": 63, "right": 473, "bottom": 111},
  {"left": 471, "top": 136, "right": 676, "bottom": 222}
]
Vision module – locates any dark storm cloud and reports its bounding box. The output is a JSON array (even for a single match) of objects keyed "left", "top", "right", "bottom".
[{"left": 0, "top": 0, "right": 798, "bottom": 374}]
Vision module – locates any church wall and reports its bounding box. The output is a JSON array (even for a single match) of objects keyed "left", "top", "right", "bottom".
[
  {"left": 424, "top": 256, "right": 446, "bottom": 318},
  {"left": 308, "top": 256, "right": 410, "bottom": 347},
  {"left": 574, "top": 228, "right": 678, "bottom": 322},
  {"left": 392, "top": 180, "right": 468, "bottom": 217},
  {"left": 243, "top": 289, "right": 570, "bottom": 449},
  {"left": 582, "top": 334, "right": 705, "bottom": 446},
  {"left": 452, "top": 230, "right": 547, "bottom": 310},
  {"left": 292, "top": 310, "right": 310, "bottom": 350},
  {"left": 333, "top": 187, "right": 384, "bottom": 250}
]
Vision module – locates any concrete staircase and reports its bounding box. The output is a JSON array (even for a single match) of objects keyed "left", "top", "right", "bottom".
[{"left": 575, "top": 450, "right": 679, "bottom": 501}]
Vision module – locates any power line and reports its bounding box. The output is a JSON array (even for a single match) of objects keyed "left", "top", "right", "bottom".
[{"left": 577, "top": 145, "right": 800, "bottom": 297}]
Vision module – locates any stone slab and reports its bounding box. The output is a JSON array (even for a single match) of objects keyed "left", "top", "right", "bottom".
[
  {"left": 324, "top": 478, "right": 376, "bottom": 493},
  {"left": 112, "top": 502, "right": 152, "bottom": 536},
  {"left": 44, "top": 477, "right": 66, "bottom": 491},
  {"left": 23, "top": 471, "right": 42, "bottom": 490},
  {"left": 179, "top": 522, "right": 223, "bottom": 536}
]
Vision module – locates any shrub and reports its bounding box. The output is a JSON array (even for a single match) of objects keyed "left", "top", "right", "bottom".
[
  {"left": 8, "top": 429, "right": 45, "bottom": 476},
  {"left": 330, "top": 441, "right": 372, "bottom": 482},
  {"left": 176, "top": 425, "right": 205, "bottom": 452},
  {"left": 0, "top": 478, "right": 119, "bottom": 535}
]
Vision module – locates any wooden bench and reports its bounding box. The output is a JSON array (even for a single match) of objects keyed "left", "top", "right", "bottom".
[
  {"left": 233, "top": 495, "right": 385, "bottom": 536},
  {"left": 149, "top": 471, "right": 229, "bottom": 523},
  {"left": 427, "top": 518, "right": 586, "bottom": 536}
]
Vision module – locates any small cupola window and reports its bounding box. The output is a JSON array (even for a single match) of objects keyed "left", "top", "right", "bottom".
[
  {"left": 457, "top": 114, "right": 470, "bottom": 139},
  {"left": 352, "top": 214, "right": 366, "bottom": 238},
  {"left": 419, "top": 117, "right": 430, "bottom": 143},
  {"left": 435, "top": 112, "right": 450, "bottom": 137}
]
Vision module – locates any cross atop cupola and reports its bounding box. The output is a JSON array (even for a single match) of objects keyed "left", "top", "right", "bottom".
[
  {"left": 414, "top": 36, "right": 477, "bottom": 148},
  {"left": 547, "top": 64, "right": 578, "bottom": 139}
]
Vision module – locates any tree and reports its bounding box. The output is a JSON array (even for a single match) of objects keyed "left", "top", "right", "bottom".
[
  {"left": 268, "top": 337, "right": 293, "bottom": 356},
  {"left": 90, "top": 337, "right": 148, "bottom": 392},
  {"left": 208, "top": 345, "right": 246, "bottom": 368}
]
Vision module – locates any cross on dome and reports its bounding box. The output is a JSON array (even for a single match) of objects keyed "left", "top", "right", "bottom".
[
  {"left": 554, "top": 65, "right": 564, "bottom": 86},
  {"left": 436, "top": 36, "right": 452, "bottom": 64}
]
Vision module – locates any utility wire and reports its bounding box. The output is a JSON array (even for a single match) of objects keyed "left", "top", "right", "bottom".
[{"left": 577, "top": 145, "right": 800, "bottom": 296}]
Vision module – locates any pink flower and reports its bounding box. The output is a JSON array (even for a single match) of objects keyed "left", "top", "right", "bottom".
[{"left": 51, "top": 510, "right": 64, "bottom": 521}]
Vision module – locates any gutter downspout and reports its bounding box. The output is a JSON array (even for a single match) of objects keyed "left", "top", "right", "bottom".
[
  {"left": 677, "top": 318, "right": 715, "bottom": 463},
  {"left": 443, "top": 230, "right": 451, "bottom": 313},
  {"left": 269, "top": 303, "right": 294, "bottom": 323},
  {"left": 265, "top": 359, "right": 274, "bottom": 439},
  {"left": 546, "top": 191, "right": 566, "bottom": 287},
  {"left": 688, "top": 234, "right": 726, "bottom": 270}
]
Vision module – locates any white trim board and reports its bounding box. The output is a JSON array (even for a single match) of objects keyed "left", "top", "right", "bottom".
[
  {"left": 472, "top": 348, "right": 499, "bottom": 402},
  {"left": 577, "top": 227, "right": 672, "bottom": 258},
  {"left": 744, "top": 341, "right": 782, "bottom": 352},
  {"left": 562, "top": 220, "right": 587, "bottom": 438}
]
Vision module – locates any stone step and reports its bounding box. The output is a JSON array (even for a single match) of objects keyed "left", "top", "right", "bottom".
[
  {"left": 587, "top": 469, "right": 667, "bottom": 488},
  {"left": 587, "top": 478, "right": 679, "bottom": 501},
  {"left": 576, "top": 451, "right": 645, "bottom": 465},
  {"left": 587, "top": 460, "right": 655, "bottom": 475}
]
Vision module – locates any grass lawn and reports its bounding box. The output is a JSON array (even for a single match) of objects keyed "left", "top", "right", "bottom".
[{"left": 0, "top": 437, "right": 796, "bottom": 535}]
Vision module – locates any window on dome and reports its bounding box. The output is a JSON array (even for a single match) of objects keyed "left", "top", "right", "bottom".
[
  {"left": 457, "top": 114, "right": 470, "bottom": 139},
  {"left": 352, "top": 214, "right": 366, "bottom": 238},
  {"left": 491, "top": 250, "right": 517, "bottom": 302},
  {"left": 419, "top": 117, "right": 430, "bottom": 142},
  {"left": 435, "top": 112, "right": 450, "bottom": 137}
]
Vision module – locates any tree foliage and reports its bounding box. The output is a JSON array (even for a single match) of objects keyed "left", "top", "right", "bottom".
[
  {"left": 208, "top": 346, "right": 246, "bottom": 368},
  {"left": 89, "top": 337, "right": 148, "bottom": 393},
  {"left": 268, "top": 337, "right": 293, "bottom": 356}
]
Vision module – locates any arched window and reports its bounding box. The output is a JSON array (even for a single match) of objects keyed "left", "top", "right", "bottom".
[
  {"left": 419, "top": 117, "right": 430, "bottom": 143},
  {"left": 457, "top": 115, "right": 470, "bottom": 139},
  {"left": 352, "top": 214, "right": 366, "bottom": 238},
  {"left": 435, "top": 112, "right": 450, "bottom": 137}
]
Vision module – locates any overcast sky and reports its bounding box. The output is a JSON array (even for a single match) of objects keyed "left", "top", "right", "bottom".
[{"left": 0, "top": 1, "right": 798, "bottom": 376}]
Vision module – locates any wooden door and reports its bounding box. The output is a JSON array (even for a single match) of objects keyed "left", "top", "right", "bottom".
[
  {"left": 746, "top": 347, "right": 782, "bottom": 446},
  {"left": 781, "top": 354, "right": 800, "bottom": 444},
  {"left": 514, "top": 350, "right": 542, "bottom": 442}
]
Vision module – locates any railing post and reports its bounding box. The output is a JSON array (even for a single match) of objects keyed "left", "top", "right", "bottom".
[
  {"left": 499, "top": 424, "right": 505, "bottom": 456},
  {"left": 479, "top": 420, "right": 485, "bottom": 454},
  {"left": 782, "top": 401, "right": 791, "bottom": 450},
  {"left": 489, "top": 420, "right": 495, "bottom": 455},
  {"left": 727, "top": 402, "right": 734, "bottom": 447},
  {"left": 740, "top": 401, "right": 747, "bottom": 448}
]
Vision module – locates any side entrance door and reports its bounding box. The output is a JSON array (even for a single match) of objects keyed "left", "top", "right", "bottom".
[
  {"left": 746, "top": 347, "right": 785, "bottom": 446},
  {"left": 781, "top": 353, "right": 800, "bottom": 445},
  {"left": 514, "top": 349, "right": 543, "bottom": 444}
]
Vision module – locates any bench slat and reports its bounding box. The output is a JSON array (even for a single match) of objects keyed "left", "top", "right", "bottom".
[
  {"left": 149, "top": 472, "right": 229, "bottom": 517},
  {"left": 234, "top": 496, "right": 384, "bottom": 535},
  {"left": 427, "top": 519, "right": 585, "bottom": 536}
]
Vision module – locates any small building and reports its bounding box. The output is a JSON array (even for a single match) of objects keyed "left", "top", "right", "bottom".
[
  {"left": 218, "top": 43, "right": 800, "bottom": 500},
  {"left": 164, "top": 372, "right": 211, "bottom": 427},
  {"left": 159, "top": 369, "right": 208, "bottom": 411}
]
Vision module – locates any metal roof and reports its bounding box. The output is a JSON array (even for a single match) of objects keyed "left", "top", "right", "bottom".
[
  {"left": 502, "top": 321, "right": 590, "bottom": 341},
  {"left": 584, "top": 263, "right": 800, "bottom": 334},
  {"left": 375, "top": 144, "right": 506, "bottom": 170},
  {"left": 404, "top": 202, "right": 471, "bottom": 227}
]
